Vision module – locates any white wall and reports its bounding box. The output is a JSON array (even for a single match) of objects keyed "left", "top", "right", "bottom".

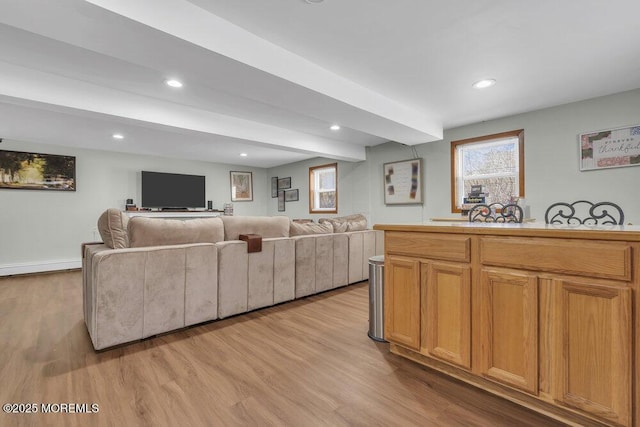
[
  {"left": 269, "top": 89, "right": 640, "bottom": 226},
  {"left": 368, "top": 88, "right": 640, "bottom": 226},
  {"left": 3, "top": 88, "right": 639, "bottom": 275},
  {"left": 266, "top": 157, "right": 370, "bottom": 220},
  {"left": 0, "top": 140, "right": 268, "bottom": 275}
]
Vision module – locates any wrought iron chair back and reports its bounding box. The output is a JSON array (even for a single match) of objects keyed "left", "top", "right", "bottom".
[
  {"left": 544, "top": 200, "right": 624, "bottom": 225},
  {"left": 468, "top": 203, "right": 523, "bottom": 223}
]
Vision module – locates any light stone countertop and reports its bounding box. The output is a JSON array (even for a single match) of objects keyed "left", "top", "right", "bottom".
[{"left": 374, "top": 220, "right": 640, "bottom": 241}]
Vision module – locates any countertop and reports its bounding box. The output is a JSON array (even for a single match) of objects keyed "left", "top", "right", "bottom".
[{"left": 373, "top": 221, "right": 640, "bottom": 241}]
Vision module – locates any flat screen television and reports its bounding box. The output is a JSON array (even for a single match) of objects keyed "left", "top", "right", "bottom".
[{"left": 141, "top": 171, "right": 205, "bottom": 209}]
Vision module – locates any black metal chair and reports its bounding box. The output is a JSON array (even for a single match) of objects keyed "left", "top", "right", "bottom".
[
  {"left": 468, "top": 203, "right": 524, "bottom": 223},
  {"left": 544, "top": 200, "right": 624, "bottom": 225}
]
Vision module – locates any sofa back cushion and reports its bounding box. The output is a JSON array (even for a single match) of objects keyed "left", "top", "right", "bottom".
[
  {"left": 345, "top": 213, "right": 367, "bottom": 231},
  {"left": 290, "top": 221, "right": 333, "bottom": 236},
  {"left": 319, "top": 217, "right": 348, "bottom": 233},
  {"left": 128, "top": 217, "right": 225, "bottom": 248},
  {"left": 97, "top": 208, "right": 130, "bottom": 249},
  {"left": 221, "top": 216, "right": 290, "bottom": 240},
  {"left": 319, "top": 214, "right": 367, "bottom": 233}
]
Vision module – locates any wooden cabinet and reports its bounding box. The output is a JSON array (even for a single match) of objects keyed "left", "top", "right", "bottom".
[
  {"left": 552, "top": 279, "right": 632, "bottom": 426},
  {"left": 422, "top": 261, "right": 471, "bottom": 370},
  {"left": 384, "top": 255, "right": 420, "bottom": 350},
  {"left": 384, "top": 233, "right": 472, "bottom": 364},
  {"left": 376, "top": 224, "right": 640, "bottom": 427},
  {"left": 479, "top": 268, "right": 538, "bottom": 394}
]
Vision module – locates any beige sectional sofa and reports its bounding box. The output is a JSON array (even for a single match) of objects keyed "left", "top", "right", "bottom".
[{"left": 83, "top": 210, "right": 383, "bottom": 350}]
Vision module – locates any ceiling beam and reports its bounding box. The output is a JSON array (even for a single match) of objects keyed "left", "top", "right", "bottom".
[
  {"left": 85, "top": 0, "right": 443, "bottom": 144},
  {"left": 0, "top": 62, "right": 366, "bottom": 161}
]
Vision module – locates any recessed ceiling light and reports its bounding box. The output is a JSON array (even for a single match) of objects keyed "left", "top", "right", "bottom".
[
  {"left": 165, "top": 79, "right": 183, "bottom": 88},
  {"left": 112, "top": 133, "right": 124, "bottom": 140},
  {"left": 472, "top": 79, "right": 496, "bottom": 89},
  {"left": 330, "top": 124, "right": 341, "bottom": 131},
  {"left": 304, "top": 0, "right": 324, "bottom": 4},
  {"left": 240, "top": 153, "right": 248, "bottom": 157}
]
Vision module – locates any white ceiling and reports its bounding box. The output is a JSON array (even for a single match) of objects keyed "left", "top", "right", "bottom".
[{"left": 1, "top": 0, "right": 639, "bottom": 168}]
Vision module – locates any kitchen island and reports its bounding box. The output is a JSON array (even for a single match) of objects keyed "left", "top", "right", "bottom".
[{"left": 373, "top": 221, "right": 640, "bottom": 427}]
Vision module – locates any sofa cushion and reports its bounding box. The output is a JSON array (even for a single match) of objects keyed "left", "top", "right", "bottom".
[
  {"left": 220, "top": 216, "right": 290, "bottom": 240},
  {"left": 128, "top": 217, "right": 224, "bottom": 248},
  {"left": 290, "top": 221, "right": 333, "bottom": 236},
  {"left": 319, "top": 214, "right": 367, "bottom": 233},
  {"left": 97, "top": 208, "right": 130, "bottom": 249},
  {"left": 345, "top": 214, "right": 367, "bottom": 231},
  {"left": 319, "top": 217, "right": 348, "bottom": 233}
]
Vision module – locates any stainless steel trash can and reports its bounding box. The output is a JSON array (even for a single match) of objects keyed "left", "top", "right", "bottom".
[{"left": 368, "top": 255, "right": 386, "bottom": 342}]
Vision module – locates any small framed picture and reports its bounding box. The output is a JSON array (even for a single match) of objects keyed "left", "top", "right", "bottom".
[
  {"left": 230, "top": 171, "right": 253, "bottom": 202},
  {"left": 271, "top": 176, "right": 279, "bottom": 198},
  {"left": 277, "top": 190, "right": 285, "bottom": 211},
  {"left": 285, "top": 189, "right": 299, "bottom": 202},
  {"left": 277, "top": 177, "right": 291, "bottom": 190}
]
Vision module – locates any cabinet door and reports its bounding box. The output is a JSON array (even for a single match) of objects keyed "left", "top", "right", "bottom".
[
  {"left": 479, "top": 268, "right": 538, "bottom": 394},
  {"left": 384, "top": 256, "right": 420, "bottom": 350},
  {"left": 553, "top": 279, "right": 631, "bottom": 426},
  {"left": 422, "top": 261, "right": 471, "bottom": 370}
]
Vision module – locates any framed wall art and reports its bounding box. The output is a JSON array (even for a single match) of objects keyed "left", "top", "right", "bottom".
[
  {"left": 277, "top": 177, "right": 291, "bottom": 190},
  {"left": 277, "top": 190, "right": 285, "bottom": 212},
  {"left": 271, "top": 176, "right": 279, "bottom": 198},
  {"left": 383, "top": 158, "right": 423, "bottom": 205},
  {"left": 0, "top": 149, "right": 76, "bottom": 191},
  {"left": 579, "top": 124, "right": 640, "bottom": 171},
  {"left": 285, "top": 189, "right": 299, "bottom": 202},
  {"left": 230, "top": 171, "right": 253, "bottom": 201}
]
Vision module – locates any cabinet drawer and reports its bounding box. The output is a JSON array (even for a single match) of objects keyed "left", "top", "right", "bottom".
[
  {"left": 481, "top": 237, "right": 631, "bottom": 281},
  {"left": 386, "top": 232, "right": 470, "bottom": 262}
]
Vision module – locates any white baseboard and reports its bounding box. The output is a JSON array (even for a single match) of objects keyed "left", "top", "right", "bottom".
[{"left": 0, "top": 259, "right": 81, "bottom": 277}]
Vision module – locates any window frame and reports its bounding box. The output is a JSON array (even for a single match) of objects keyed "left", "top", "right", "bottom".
[
  {"left": 309, "top": 162, "right": 338, "bottom": 214},
  {"left": 450, "top": 129, "right": 524, "bottom": 213}
]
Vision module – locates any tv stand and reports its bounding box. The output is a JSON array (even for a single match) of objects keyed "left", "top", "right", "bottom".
[{"left": 124, "top": 211, "right": 221, "bottom": 219}]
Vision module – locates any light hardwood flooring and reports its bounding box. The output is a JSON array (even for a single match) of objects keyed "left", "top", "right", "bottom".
[{"left": 0, "top": 271, "right": 565, "bottom": 427}]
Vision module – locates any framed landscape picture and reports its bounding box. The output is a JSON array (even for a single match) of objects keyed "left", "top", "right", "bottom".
[
  {"left": 0, "top": 149, "right": 76, "bottom": 191},
  {"left": 230, "top": 171, "right": 253, "bottom": 201}
]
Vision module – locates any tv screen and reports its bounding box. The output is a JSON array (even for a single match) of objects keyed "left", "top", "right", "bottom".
[{"left": 142, "top": 171, "right": 205, "bottom": 209}]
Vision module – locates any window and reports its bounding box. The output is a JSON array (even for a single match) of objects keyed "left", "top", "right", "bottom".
[
  {"left": 309, "top": 163, "right": 337, "bottom": 214},
  {"left": 451, "top": 130, "right": 524, "bottom": 212}
]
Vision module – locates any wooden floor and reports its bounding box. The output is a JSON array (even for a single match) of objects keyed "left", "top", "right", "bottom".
[{"left": 0, "top": 271, "right": 565, "bottom": 427}]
